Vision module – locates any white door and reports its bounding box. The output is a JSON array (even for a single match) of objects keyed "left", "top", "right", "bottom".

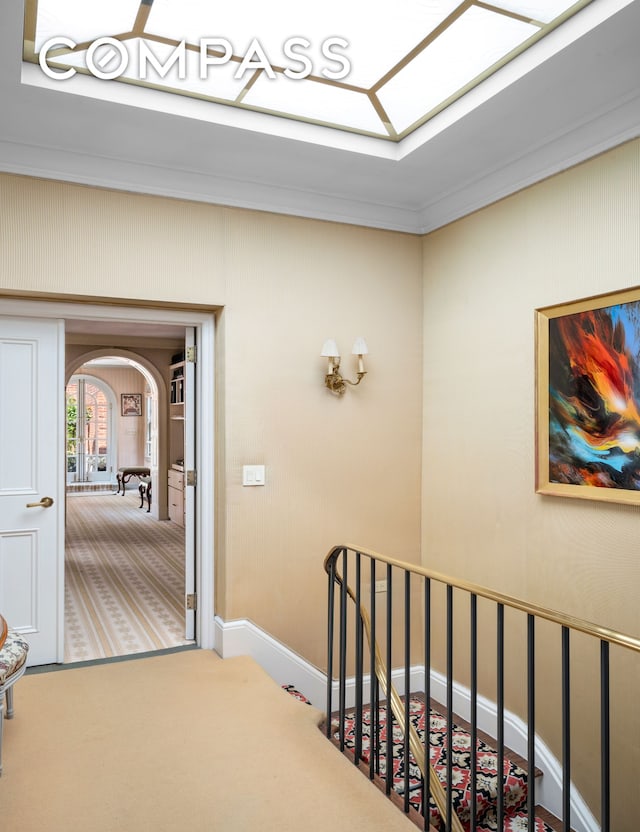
[{"left": 0, "top": 316, "right": 64, "bottom": 665}]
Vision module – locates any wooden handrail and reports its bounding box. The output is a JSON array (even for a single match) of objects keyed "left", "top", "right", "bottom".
[{"left": 325, "top": 544, "right": 640, "bottom": 653}]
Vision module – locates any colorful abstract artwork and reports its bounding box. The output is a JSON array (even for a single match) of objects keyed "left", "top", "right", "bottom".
[{"left": 537, "top": 290, "right": 640, "bottom": 505}]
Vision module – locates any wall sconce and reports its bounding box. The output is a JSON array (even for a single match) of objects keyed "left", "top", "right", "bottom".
[{"left": 321, "top": 337, "right": 368, "bottom": 396}]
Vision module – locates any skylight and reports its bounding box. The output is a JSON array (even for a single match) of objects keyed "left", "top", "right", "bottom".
[{"left": 23, "top": 0, "right": 593, "bottom": 142}]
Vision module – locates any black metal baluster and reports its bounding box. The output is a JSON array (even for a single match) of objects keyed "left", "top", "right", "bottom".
[
  {"left": 470, "top": 594, "right": 478, "bottom": 832},
  {"left": 386, "top": 563, "right": 393, "bottom": 796},
  {"left": 326, "top": 554, "right": 336, "bottom": 739},
  {"left": 355, "top": 551, "right": 363, "bottom": 766},
  {"left": 339, "top": 549, "right": 348, "bottom": 752},
  {"left": 404, "top": 570, "right": 411, "bottom": 814},
  {"left": 562, "top": 626, "right": 571, "bottom": 832},
  {"left": 424, "top": 577, "right": 431, "bottom": 831},
  {"left": 527, "top": 614, "right": 536, "bottom": 831},
  {"left": 446, "top": 584, "right": 453, "bottom": 832},
  {"left": 497, "top": 604, "right": 504, "bottom": 832},
  {"left": 601, "top": 640, "right": 610, "bottom": 832},
  {"left": 370, "top": 557, "right": 377, "bottom": 781}
]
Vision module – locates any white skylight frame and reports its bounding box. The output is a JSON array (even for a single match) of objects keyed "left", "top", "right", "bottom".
[{"left": 23, "top": 0, "right": 595, "bottom": 143}]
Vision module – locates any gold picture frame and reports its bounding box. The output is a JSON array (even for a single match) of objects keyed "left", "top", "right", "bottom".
[{"left": 536, "top": 285, "right": 640, "bottom": 506}]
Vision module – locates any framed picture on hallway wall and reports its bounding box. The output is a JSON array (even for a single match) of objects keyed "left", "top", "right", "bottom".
[
  {"left": 121, "top": 393, "right": 142, "bottom": 417},
  {"left": 536, "top": 285, "right": 640, "bottom": 506}
]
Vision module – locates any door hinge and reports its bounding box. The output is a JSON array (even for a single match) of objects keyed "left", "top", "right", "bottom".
[
  {"left": 186, "top": 593, "right": 197, "bottom": 611},
  {"left": 186, "top": 469, "right": 197, "bottom": 487},
  {"left": 186, "top": 345, "right": 197, "bottom": 363}
]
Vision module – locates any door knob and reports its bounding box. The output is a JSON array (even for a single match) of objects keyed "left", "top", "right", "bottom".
[{"left": 26, "top": 496, "right": 54, "bottom": 508}]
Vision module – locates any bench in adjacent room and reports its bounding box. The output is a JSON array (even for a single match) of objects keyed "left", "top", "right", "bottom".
[
  {"left": 138, "top": 477, "right": 152, "bottom": 512},
  {"left": 115, "top": 466, "right": 151, "bottom": 496}
]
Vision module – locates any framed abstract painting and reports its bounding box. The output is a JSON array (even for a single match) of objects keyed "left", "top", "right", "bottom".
[{"left": 536, "top": 286, "right": 640, "bottom": 506}]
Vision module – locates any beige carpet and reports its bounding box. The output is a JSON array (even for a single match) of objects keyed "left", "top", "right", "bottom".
[
  {"left": 0, "top": 650, "right": 414, "bottom": 832},
  {"left": 65, "top": 492, "right": 189, "bottom": 662}
]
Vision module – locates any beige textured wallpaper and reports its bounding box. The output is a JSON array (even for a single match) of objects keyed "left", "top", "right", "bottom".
[
  {"left": 0, "top": 172, "right": 424, "bottom": 672},
  {"left": 421, "top": 138, "right": 640, "bottom": 828}
]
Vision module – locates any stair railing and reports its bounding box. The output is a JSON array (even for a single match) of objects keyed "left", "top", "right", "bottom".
[
  {"left": 325, "top": 546, "right": 462, "bottom": 832},
  {"left": 324, "top": 544, "right": 640, "bottom": 832}
]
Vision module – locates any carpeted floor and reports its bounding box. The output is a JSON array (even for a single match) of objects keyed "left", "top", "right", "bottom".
[
  {"left": 65, "top": 492, "right": 190, "bottom": 663},
  {"left": 0, "top": 650, "right": 416, "bottom": 832}
]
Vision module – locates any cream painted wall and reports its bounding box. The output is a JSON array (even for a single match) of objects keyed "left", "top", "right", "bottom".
[
  {"left": 421, "top": 138, "right": 640, "bottom": 828},
  {"left": 0, "top": 172, "right": 424, "bottom": 673}
]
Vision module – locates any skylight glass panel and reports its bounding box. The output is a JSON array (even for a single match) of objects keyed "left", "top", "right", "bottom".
[
  {"left": 25, "top": 0, "right": 594, "bottom": 143},
  {"left": 146, "top": 0, "right": 463, "bottom": 88},
  {"left": 34, "top": 0, "right": 138, "bottom": 52},
  {"left": 244, "top": 74, "right": 386, "bottom": 135},
  {"left": 490, "top": 0, "right": 582, "bottom": 24},
  {"left": 377, "top": 6, "right": 538, "bottom": 134}
]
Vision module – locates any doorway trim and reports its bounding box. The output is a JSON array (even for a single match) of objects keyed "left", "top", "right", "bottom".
[{"left": 0, "top": 292, "right": 217, "bottom": 655}]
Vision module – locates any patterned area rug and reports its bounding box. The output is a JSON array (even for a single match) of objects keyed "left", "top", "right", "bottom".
[
  {"left": 329, "top": 696, "right": 556, "bottom": 832},
  {"left": 65, "top": 492, "right": 190, "bottom": 662}
]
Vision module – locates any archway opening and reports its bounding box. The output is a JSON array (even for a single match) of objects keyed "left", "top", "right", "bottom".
[{"left": 65, "top": 353, "right": 162, "bottom": 503}]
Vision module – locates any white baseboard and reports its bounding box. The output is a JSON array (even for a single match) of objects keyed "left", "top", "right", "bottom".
[
  {"left": 214, "top": 616, "right": 329, "bottom": 708},
  {"left": 213, "top": 616, "right": 598, "bottom": 832},
  {"left": 213, "top": 615, "right": 425, "bottom": 710}
]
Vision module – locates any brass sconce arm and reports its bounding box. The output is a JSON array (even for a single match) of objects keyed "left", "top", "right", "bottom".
[{"left": 324, "top": 367, "right": 367, "bottom": 396}]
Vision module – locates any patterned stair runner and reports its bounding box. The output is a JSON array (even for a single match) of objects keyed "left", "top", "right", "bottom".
[
  {"left": 334, "top": 696, "right": 556, "bottom": 832},
  {"left": 283, "top": 686, "right": 556, "bottom": 832}
]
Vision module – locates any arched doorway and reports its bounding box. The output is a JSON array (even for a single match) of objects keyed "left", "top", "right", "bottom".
[{"left": 65, "top": 350, "right": 166, "bottom": 514}]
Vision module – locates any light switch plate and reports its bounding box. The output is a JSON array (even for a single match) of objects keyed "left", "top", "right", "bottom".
[{"left": 242, "top": 464, "right": 266, "bottom": 486}]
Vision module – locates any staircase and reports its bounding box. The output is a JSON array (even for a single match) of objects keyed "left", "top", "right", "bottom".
[
  {"left": 283, "top": 683, "right": 562, "bottom": 831},
  {"left": 330, "top": 694, "right": 561, "bottom": 832},
  {"left": 324, "top": 545, "right": 640, "bottom": 831}
]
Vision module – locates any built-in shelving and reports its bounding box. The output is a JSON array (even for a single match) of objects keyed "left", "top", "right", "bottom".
[{"left": 169, "top": 358, "right": 186, "bottom": 527}]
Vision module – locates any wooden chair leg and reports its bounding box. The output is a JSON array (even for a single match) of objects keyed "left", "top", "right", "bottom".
[
  {"left": 5, "top": 686, "right": 14, "bottom": 719},
  {"left": 0, "top": 689, "right": 5, "bottom": 776}
]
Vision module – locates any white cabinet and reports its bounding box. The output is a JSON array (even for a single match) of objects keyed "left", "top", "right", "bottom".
[{"left": 168, "top": 467, "right": 184, "bottom": 527}]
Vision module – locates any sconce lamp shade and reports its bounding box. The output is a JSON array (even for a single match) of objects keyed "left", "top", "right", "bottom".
[
  {"left": 322, "top": 335, "right": 368, "bottom": 394},
  {"left": 321, "top": 338, "right": 340, "bottom": 358},
  {"left": 351, "top": 337, "right": 369, "bottom": 355}
]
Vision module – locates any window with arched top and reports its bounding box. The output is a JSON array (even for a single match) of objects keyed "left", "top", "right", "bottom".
[{"left": 66, "top": 375, "right": 116, "bottom": 483}]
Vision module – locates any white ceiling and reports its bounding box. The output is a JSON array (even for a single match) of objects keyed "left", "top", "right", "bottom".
[{"left": 2, "top": 0, "right": 640, "bottom": 234}]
